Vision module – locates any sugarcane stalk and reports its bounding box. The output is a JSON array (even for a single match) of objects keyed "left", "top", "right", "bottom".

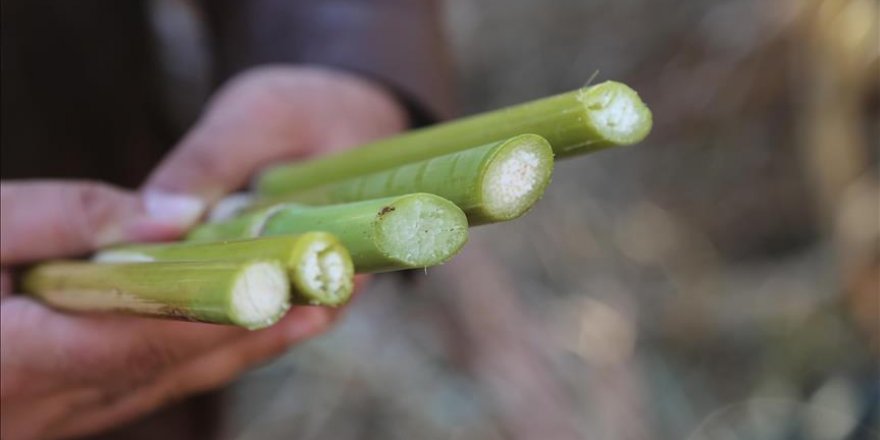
[
  {"left": 257, "top": 81, "right": 651, "bottom": 195},
  {"left": 95, "top": 234, "right": 354, "bottom": 306},
  {"left": 22, "top": 260, "right": 290, "bottom": 330},
  {"left": 249, "top": 134, "right": 554, "bottom": 225},
  {"left": 188, "top": 193, "right": 469, "bottom": 273}
]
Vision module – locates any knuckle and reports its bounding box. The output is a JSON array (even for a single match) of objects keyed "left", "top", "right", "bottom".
[
  {"left": 180, "top": 142, "right": 231, "bottom": 183},
  {"left": 235, "top": 78, "right": 292, "bottom": 117},
  {"left": 67, "top": 183, "right": 125, "bottom": 244},
  {"left": 223, "top": 66, "right": 320, "bottom": 120}
]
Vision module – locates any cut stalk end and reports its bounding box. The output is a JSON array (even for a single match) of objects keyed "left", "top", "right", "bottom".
[
  {"left": 374, "top": 194, "right": 469, "bottom": 269},
  {"left": 290, "top": 232, "right": 354, "bottom": 306},
  {"left": 575, "top": 81, "right": 653, "bottom": 152},
  {"left": 479, "top": 134, "right": 554, "bottom": 223},
  {"left": 231, "top": 261, "right": 291, "bottom": 329}
]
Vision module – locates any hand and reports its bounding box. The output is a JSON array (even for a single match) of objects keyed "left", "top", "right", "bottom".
[{"left": 0, "top": 66, "right": 407, "bottom": 439}]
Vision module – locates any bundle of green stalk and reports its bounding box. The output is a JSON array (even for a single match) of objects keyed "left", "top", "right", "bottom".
[
  {"left": 255, "top": 80, "right": 652, "bottom": 196},
  {"left": 22, "top": 80, "right": 652, "bottom": 329},
  {"left": 25, "top": 234, "right": 355, "bottom": 329}
]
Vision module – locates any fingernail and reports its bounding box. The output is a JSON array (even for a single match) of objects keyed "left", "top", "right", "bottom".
[
  {"left": 208, "top": 192, "right": 254, "bottom": 222},
  {"left": 143, "top": 191, "right": 206, "bottom": 227}
]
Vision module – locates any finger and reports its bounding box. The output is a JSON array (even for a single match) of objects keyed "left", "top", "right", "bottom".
[
  {"left": 144, "top": 66, "right": 406, "bottom": 202},
  {"left": 0, "top": 386, "right": 102, "bottom": 440},
  {"left": 48, "top": 307, "right": 336, "bottom": 439},
  {"left": 0, "top": 297, "right": 245, "bottom": 399},
  {"left": 0, "top": 181, "right": 204, "bottom": 264},
  {"left": 157, "top": 307, "right": 334, "bottom": 396}
]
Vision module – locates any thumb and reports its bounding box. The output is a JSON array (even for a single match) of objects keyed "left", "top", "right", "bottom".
[
  {"left": 0, "top": 181, "right": 205, "bottom": 265},
  {"left": 144, "top": 66, "right": 407, "bottom": 202}
]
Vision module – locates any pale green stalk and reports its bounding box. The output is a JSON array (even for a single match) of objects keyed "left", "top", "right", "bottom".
[
  {"left": 95, "top": 234, "right": 354, "bottom": 306},
  {"left": 257, "top": 81, "right": 651, "bottom": 195},
  {"left": 23, "top": 260, "right": 290, "bottom": 329},
  {"left": 189, "top": 193, "right": 469, "bottom": 273},
  {"left": 251, "top": 134, "right": 554, "bottom": 225}
]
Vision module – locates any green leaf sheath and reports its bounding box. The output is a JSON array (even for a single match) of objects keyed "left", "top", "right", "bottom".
[
  {"left": 95, "top": 234, "right": 354, "bottom": 307},
  {"left": 252, "top": 134, "right": 555, "bottom": 225},
  {"left": 22, "top": 260, "right": 291, "bottom": 329},
  {"left": 256, "top": 81, "right": 652, "bottom": 195},
  {"left": 188, "top": 194, "right": 470, "bottom": 273}
]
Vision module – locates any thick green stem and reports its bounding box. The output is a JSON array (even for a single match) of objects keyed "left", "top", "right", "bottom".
[
  {"left": 188, "top": 193, "right": 469, "bottom": 273},
  {"left": 257, "top": 81, "right": 651, "bottom": 195},
  {"left": 22, "top": 260, "right": 290, "bottom": 329},
  {"left": 95, "top": 234, "right": 354, "bottom": 306},
  {"left": 251, "top": 134, "right": 555, "bottom": 225}
]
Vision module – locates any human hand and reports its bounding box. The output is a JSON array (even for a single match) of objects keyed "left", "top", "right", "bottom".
[{"left": 0, "top": 66, "right": 407, "bottom": 439}]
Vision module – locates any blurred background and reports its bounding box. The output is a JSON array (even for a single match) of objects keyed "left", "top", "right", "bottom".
[{"left": 131, "top": 0, "right": 880, "bottom": 438}]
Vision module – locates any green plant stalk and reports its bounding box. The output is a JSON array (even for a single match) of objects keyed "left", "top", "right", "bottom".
[
  {"left": 257, "top": 81, "right": 652, "bottom": 195},
  {"left": 95, "top": 234, "right": 354, "bottom": 307},
  {"left": 22, "top": 260, "right": 290, "bottom": 330},
  {"left": 250, "top": 134, "right": 555, "bottom": 225},
  {"left": 188, "top": 193, "right": 469, "bottom": 273}
]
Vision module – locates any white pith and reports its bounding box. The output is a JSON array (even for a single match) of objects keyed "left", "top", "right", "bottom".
[
  {"left": 578, "top": 85, "right": 647, "bottom": 141},
  {"left": 593, "top": 90, "right": 641, "bottom": 134},
  {"left": 378, "top": 198, "right": 466, "bottom": 266},
  {"left": 297, "top": 240, "right": 351, "bottom": 303},
  {"left": 231, "top": 261, "right": 289, "bottom": 329},
  {"left": 319, "top": 251, "right": 348, "bottom": 297},
  {"left": 482, "top": 146, "right": 545, "bottom": 218}
]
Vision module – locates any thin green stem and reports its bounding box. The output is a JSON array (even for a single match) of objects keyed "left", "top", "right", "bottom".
[
  {"left": 23, "top": 260, "right": 290, "bottom": 329},
  {"left": 251, "top": 134, "right": 555, "bottom": 225},
  {"left": 95, "top": 234, "right": 354, "bottom": 306},
  {"left": 188, "top": 193, "right": 469, "bottom": 273},
  {"left": 256, "top": 81, "right": 651, "bottom": 195}
]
